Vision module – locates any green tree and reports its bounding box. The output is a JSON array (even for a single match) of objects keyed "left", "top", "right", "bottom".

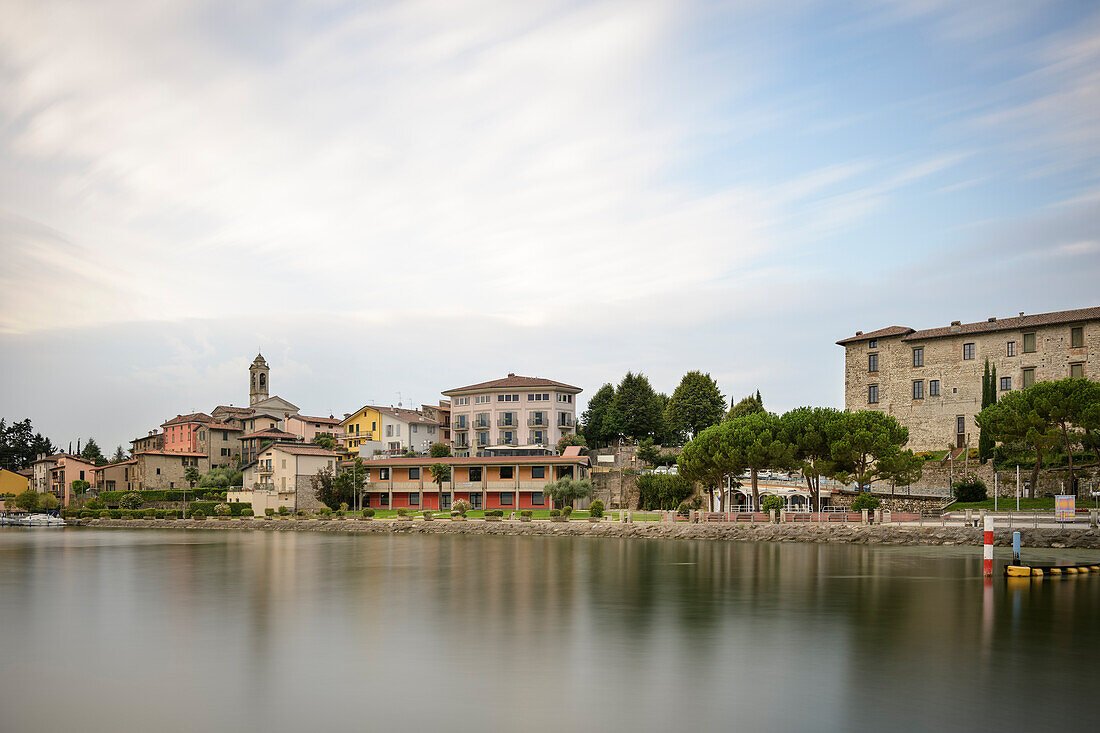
[
  {"left": 580, "top": 383, "right": 616, "bottom": 448},
  {"left": 429, "top": 442, "right": 452, "bottom": 458},
  {"left": 111, "top": 445, "right": 127, "bottom": 463},
  {"left": 0, "top": 418, "right": 55, "bottom": 471},
  {"left": 830, "top": 411, "right": 918, "bottom": 490},
  {"left": 13, "top": 489, "right": 38, "bottom": 511},
  {"left": 430, "top": 463, "right": 451, "bottom": 500},
  {"left": 313, "top": 433, "right": 337, "bottom": 450},
  {"left": 37, "top": 492, "right": 59, "bottom": 511},
  {"left": 727, "top": 390, "right": 764, "bottom": 420},
  {"left": 606, "top": 372, "right": 664, "bottom": 442},
  {"left": 70, "top": 479, "right": 91, "bottom": 498},
  {"left": 677, "top": 422, "right": 746, "bottom": 511},
  {"left": 780, "top": 406, "right": 845, "bottom": 511},
  {"left": 1028, "top": 379, "right": 1100, "bottom": 496},
  {"left": 184, "top": 466, "right": 200, "bottom": 491},
  {"left": 665, "top": 371, "right": 725, "bottom": 440},
  {"left": 311, "top": 465, "right": 341, "bottom": 509},
  {"left": 545, "top": 476, "right": 593, "bottom": 511},
  {"left": 80, "top": 438, "right": 106, "bottom": 466},
  {"left": 976, "top": 388, "right": 1061, "bottom": 498},
  {"left": 636, "top": 473, "right": 695, "bottom": 510},
  {"left": 556, "top": 433, "right": 587, "bottom": 454},
  {"left": 978, "top": 360, "right": 997, "bottom": 462},
  {"left": 725, "top": 411, "right": 792, "bottom": 511}
]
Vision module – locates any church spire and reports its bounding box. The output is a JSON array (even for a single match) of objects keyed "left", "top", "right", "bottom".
[{"left": 250, "top": 354, "right": 269, "bottom": 406}]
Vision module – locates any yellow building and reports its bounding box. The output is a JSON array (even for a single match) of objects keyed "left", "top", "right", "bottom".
[
  {"left": 338, "top": 404, "right": 440, "bottom": 459},
  {"left": 339, "top": 406, "right": 384, "bottom": 460},
  {"left": 0, "top": 468, "right": 30, "bottom": 496}
]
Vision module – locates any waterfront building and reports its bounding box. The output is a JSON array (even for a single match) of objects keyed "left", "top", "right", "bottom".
[
  {"left": 92, "top": 459, "right": 137, "bottom": 492},
  {"left": 130, "top": 431, "right": 164, "bottom": 454},
  {"left": 235, "top": 442, "right": 337, "bottom": 513},
  {"left": 339, "top": 405, "right": 440, "bottom": 459},
  {"left": 161, "top": 413, "right": 242, "bottom": 467},
  {"left": 443, "top": 374, "right": 581, "bottom": 457},
  {"left": 239, "top": 427, "right": 302, "bottom": 465},
  {"left": 420, "top": 401, "right": 451, "bottom": 445},
  {"left": 358, "top": 449, "right": 590, "bottom": 511},
  {"left": 130, "top": 451, "right": 209, "bottom": 491},
  {"left": 0, "top": 468, "right": 30, "bottom": 496},
  {"left": 29, "top": 453, "right": 96, "bottom": 506},
  {"left": 838, "top": 306, "right": 1099, "bottom": 452}
]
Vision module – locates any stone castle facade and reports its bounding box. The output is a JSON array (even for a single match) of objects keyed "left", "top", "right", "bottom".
[{"left": 838, "top": 306, "right": 1099, "bottom": 452}]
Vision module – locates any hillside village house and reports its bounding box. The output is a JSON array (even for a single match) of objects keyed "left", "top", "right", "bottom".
[
  {"left": 92, "top": 459, "right": 137, "bottom": 492},
  {"left": 30, "top": 453, "right": 96, "bottom": 506},
  {"left": 130, "top": 451, "right": 209, "bottom": 491},
  {"left": 160, "top": 413, "right": 242, "bottom": 467},
  {"left": 0, "top": 467, "right": 30, "bottom": 496},
  {"left": 235, "top": 442, "right": 337, "bottom": 514},
  {"left": 339, "top": 405, "right": 441, "bottom": 459},
  {"left": 838, "top": 306, "right": 1099, "bottom": 452},
  {"left": 443, "top": 374, "right": 581, "bottom": 457},
  {"left": 284, "top": 413, "right": 341, "bottom": 442},
  {"left": 239, "top": 427, "right": 302, "bottom": 464},
  {"left": 358, "top": 448, "right": 590, "bottom": 511}
]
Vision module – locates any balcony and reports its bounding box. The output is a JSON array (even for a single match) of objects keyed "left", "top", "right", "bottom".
[
  {"left": 476, "top": 436, "right": 490, "bottom": 447},
  {"left": 498, "top": 436, "right": 517, "bottom": 445},
  {"left": 518, "top": 481, "right": 549, "bottom": 490},
  {"left": 474, "top": 418, "right": 491, "bottom": 429},
  {"left": 558, "top": 415, "right": 575, "bottom": 428},
  {"left": 391, "top": 481, "right": 421, "bottom": 490},
  {"left": 453, "top": 422, "right": 469, "bottom": 431},
  {"left": 453, "top": 481, "right": 482, "bottom": 491},
  {"left": 497, "top": 416, "right": 518, "bottom": 427},
  {"left": 527, "top": 416, "right": 548, "bottom": 427}
]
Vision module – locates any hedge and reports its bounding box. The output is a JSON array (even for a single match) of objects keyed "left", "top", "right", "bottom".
[
  {"left": 98, "top": 489, "right": 234, "bottom": 504},
  {"left": 187, "top": 501, "right": 250, "bottom": 517}
]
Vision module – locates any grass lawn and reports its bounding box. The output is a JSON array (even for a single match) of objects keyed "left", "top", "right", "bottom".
[{"left": 347, "top": 509, "right": 666, "bottom": 521}]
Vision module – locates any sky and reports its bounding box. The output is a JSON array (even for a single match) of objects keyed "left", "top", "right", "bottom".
[{"left": 1, "top": 0, "right": 1099, "bottom": 454}]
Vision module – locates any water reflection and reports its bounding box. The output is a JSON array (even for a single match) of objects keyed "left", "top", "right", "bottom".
[{"left": 0, "top": 529, "right": 1098, "bottom": 733}]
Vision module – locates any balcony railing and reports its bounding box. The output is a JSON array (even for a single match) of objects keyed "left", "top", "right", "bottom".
[
  {"left": 527, "top": 416, "right": 548, "bottom": 427},
  {"left": 558, "top": 415, "right": 575, "bottom": 428},
  {"left": 497, "top": 417, "right": 518, "bottom": 427},
  {"left": 476, "top": 436, "right": 490, "bottom": 447},
  {"left": 474, "top": 418, "right": 491, "bottom": 429},
  {"left": 498, "top": 435, "right": 516, "bottom": 445}
]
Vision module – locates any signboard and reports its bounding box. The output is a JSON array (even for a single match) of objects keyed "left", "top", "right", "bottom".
[
  {"left": 1055, "top": 495, "right": 1075, "bottom": 522},
  {"left": 597, "top": 455, "right": 615, "bottom": 463}
]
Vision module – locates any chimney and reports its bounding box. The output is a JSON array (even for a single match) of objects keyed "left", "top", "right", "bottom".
[
  {"left": 508, "top": 372, "right": 516, "bottom": 377},
  {"left": 855, "top": 331, "right": 863, "bottom": 336},
  {"left": 988, "top": 317, "right": 996, "bottom": 322},
  {"left": 1019, "top": 312, "right": 1024, "bottom": 318},
  {"left": 950, "top": 320, "right": 962, "bottom": 333}
]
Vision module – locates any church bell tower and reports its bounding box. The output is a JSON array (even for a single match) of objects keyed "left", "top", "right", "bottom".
[{"left": 250, "top": 353, "right": 270, "bottom": 406}]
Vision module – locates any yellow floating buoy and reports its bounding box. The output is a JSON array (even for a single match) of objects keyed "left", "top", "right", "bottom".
[
  {"left": 1031, "top": 568, "right": 1044, "bottom": 577},
  {"left": 1066, "top": 567, "right": 1079, "bottom": 574},
  {"left": 1050, "top": 568, "right": 1062, "bottom": 575},
  {"left": 1006, "top": 565, "right": 1032, "bottom": 577}
]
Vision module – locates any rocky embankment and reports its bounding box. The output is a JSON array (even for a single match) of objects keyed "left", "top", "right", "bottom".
[{"left": 66, "top": 518, "right": 1100, "bottom": 549}]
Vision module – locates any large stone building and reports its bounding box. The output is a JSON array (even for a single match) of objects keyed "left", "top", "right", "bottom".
[
  {"left": 838, "top": 306, "right": 1099, "bottom": 452},
  {"left": 442, "top": 374, "right": 581, "bottom": 456}
]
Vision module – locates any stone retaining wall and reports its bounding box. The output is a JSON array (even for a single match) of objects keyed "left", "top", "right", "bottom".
[{"left": 67, "top": 518, "right": 1100, "bottom": 549}]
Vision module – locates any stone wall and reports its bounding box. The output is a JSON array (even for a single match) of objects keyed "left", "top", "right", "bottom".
[
  {"left": 842, "top": 316, "right": 1098, "bottom": 451},
  {"left": 917, "top": 461, "right": 1100, "bottom": 497}
]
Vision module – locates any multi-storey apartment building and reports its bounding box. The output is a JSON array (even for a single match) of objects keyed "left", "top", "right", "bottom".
[
  {"left": 443, "top": 374, "right": 581, "bottom": 456},
  {"left": 30, "top": 453, "right": 96, "bottom": 506},
  {"left": 358, "top": 449, "right": 590, "bottom": 511},
  {"left": 339, "top": 405, "right": 441, "bottom": 459},
  {"left": 838, "top": 306, "right": 1099, "bottom": 452}
]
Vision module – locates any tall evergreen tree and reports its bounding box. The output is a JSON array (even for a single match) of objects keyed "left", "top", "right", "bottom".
[
  {"left": 81, "top": 437, "right": 107, "bottom": 466},
  {"left": 580, "top": 383, "right": 616, "bottom": 448},
  {"left": 727, "top": 391, "right": 765, "bottom": 420},
  {"left": 665, "top": 371, "right": 726, "bottom": 440},
  {"left": 606, "top": 372, "right": 663, "bottom": 442}
]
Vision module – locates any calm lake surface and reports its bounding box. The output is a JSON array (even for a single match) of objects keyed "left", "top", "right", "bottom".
[{"left": 1, "top": 528, "right": 1098, "bottom": 733}]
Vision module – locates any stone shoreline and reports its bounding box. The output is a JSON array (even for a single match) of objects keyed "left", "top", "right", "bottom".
[{"left": 65, "top": 518, "right": 1100, "bottom": 549}]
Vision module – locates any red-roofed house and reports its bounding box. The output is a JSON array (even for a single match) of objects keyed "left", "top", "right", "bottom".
[{"left": 236, "top": 443, "right": 337, "bottom": 513}]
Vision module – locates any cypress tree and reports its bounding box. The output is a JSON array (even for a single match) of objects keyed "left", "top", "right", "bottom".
[{"left": 978, "top": 359, "right": 995, "bottom": 462}]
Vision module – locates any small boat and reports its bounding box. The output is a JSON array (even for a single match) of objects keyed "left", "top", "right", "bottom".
[{"left": 13, "top": 514, "right": 66, "bottom": 527}]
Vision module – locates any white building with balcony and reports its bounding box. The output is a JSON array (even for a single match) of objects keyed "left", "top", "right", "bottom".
[{"left": 442, "top": 374, "right": 581, "bottom": 456}]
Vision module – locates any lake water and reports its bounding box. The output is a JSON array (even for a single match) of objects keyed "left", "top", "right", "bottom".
[{"left": 1, "top": 528, "right": 1098, "bottom": 732}]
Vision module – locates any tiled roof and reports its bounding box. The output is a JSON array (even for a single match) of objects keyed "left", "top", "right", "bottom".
[
  {"left": 240, "top": 428, "right": 300, "bottom": 440},
  {"left": 94, "top": 459, "right": 136, "bottom": 470},
  {"left": 442, "top": 374, "right": 582, "bottom": 395},
  {"left": 203, "top": 421, "right": 243, "bottom": 431},
  {"left": 134, "top": 450, "right": 208, "bottom": 458},
  {"left": 290, "top": 414, "right": 341, "bottom": 425},
  {"left": 835, "top": 326, "right": 914, "bottom": 345},
  {"left": 340, "top": 405, "right": 439, "bottom": 426},
  {"left": 214, "top": 405, "right": 255, "bottom": 415},
  {"left": 902, "top": 306, "right": 1100, "bottom": 342},
  {"left": 265, "top": 444, "right": 337, "bottom": 457},
  {"left": 161, "top": 412, "right": 213, "bottom": 426}
]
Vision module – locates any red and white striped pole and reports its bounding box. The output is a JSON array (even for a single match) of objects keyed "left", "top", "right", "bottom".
[{"left": 983, "top": 515, "right": 995, "bottom": 577}]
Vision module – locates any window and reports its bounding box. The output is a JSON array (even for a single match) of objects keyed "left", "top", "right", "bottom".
[
  {"left": 379, "top": 493, "right": 389, "bottom": 506},
  {"left": 912, "top": 381, "right": 923, "bottom": 400},
  {"left": 868, "top": 385, "right": 878, "bottom": 404},
  {"left": 412, "top": 425, "right": 417, "bottom": 434},
  {"left": 409, "top": 467, "right": 420, "bottom": 480},
  {"left": 455, "top": 397, "right": 469, "bottom": 406},
  {"left": 1007, "top": 341, "right": 1016, "bottom": 357},
  {"left": 470, "top": 493, "right": 482, "bottom": 508},
  {"left": 1071, "top": 327, "right": 1084, "bottom": 348},
  {"left": 929, "top": 380, "right": 940, "bottom": 397},
  {"left": 957, "top": 416, "right": 966, "bottom": 435},
  {"left": 868, "top": 339, "right": 878, "bottom": 349},
  {"left": 500, "top": 492, "right": 513, "bottom": 506},
  {"left": 409, "top": 492, "right": 419, "bottom": 506},
  {"left": 363, "top": 494, "right": 370, "bottom": 507},
  {"left": 156, "top": 467, "right": 161, "bottom": 475},
  {"left": 532, "top": 466, "right": 546, "bottom": 479},
  {"left": 379, "top": 468, "right": 390, "bottom": 480},
  {"left": 557, "top": 394, "right": 573, "bottom": 403},
  {"left": 501, "top": 431, "right": 514, "bottom": 444},
  {"left": 1022, "top": 368, "right": 1035, "bottom": 388},
  {"left": 912, "top": 347, "right": 923, "bottom": 367},
  {"left": 868, "top": 354, "right": 878, "bottom": 372},
  {"left": 469, "top": 467, "right": 482, "bottom": 481},
  {"left": 528, "top": 392, "right": 549, "bottom": 401},
  {"left": 441, "top": 493, "right": 451, "bottom": 509},
  {"left": 532, "top": 431, "right": 545, "bottom": 444},
  {"left": 475, "top": 395, "right": 491, "bottom": 404},
  {"left": 477, "top": 431, "right": 489, "bottom": 446},
  {"left": 497, "top": 394, "right": 521, "bottom": 402},
  {"left": 1000, "top": 376, "right": 1012, "bottom": 391},
  {"left": 1071, "top": 363, "right": 1085, "bottom": 379},
  {"left": 395, "top": 425, "right": 401, "bottom": 436},
  {"left": 386, "top": 425, "right": 393, "bottom": 437},
  {"left": 281, "top": 459, "right": 286, "bottom": 469},
  {"left": 532, "top": 491, "right": 545, "bottom": 506},
  {"left": 500, "top": 466, "right": 514, "bottom": 479},
  {"left": 1023, "top": 332, "right": 1036, "bottom": 353},
  {"left": 962, "top": 343, "right": 975, "bottom": 360}
]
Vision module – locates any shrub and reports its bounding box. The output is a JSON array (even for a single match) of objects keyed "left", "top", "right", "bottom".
[
  {"left": 396, "top": 508, "right": 408, "bottom": 517},
  {"left": 277, "top": 506, "right": 290, "bottom": 516},
  {"left": 589, "top": 500, "right": 604, "bottom": 518},
  {"left": 636, "top": 473, "right": 695, "bottom": 510},
  {"left": 549, "top": 509, "right": 561, "bottom": 517},
  {"left": 339, "top": 502, "right": 349, "bottom": 512},
  {"left": 952, "top": 477, "right": 988, "bottom": 503},
  {"left": 143, "top": 508, "right": 157, "bottom": 518},
  {"left": 99, "top": 510, "right": 112, "bottom": 519},
  {"left": 153, "top": 509, "right": 165, "bottom": 519},
  {"left": 297, "top": 510, "right": 308, "bottom": 517},
  {"left": 561, "top": 506, "right": 573, "bottom": 517},
  {"left": 422, "top": 510, "right": 433, "bottom": 520},
  {"left": 80, "top": 510, "right": 94, "bottom": 518},
  {"left": 452, "top": 500, "right": 471, "bottom": 517},
  {"left": 319, "top": 507, "right": 332, "bottom": 516},
  {"left": 241, "top": 508, "right": 254, "bottom": 517},
  {"left": 761, "top": 495, "right": 783, "bottom": 515},
  {"left": 119, "top": 511, "right": 132, "bottom": 520},
  {"left": 164, "top": 511, "right": 176, "bottom": 520},
  {"left": 86, "top": 498, "right": 104, "bottom": 511},
  {"left": 362, "top": 509, "right": 375, "bottom": 518},
  {"left": 850, "top": 493, "right": 881, "bottom": 512},
  {"left": 676, "top": 502, "right": 690, "bottom": 517},
  {"left": 119, "top": 492, "right": 143, "bottom": 510},
  {"left": 520, "top": 510, "right": 533, "bottom": 518},
  {"left": 265, "top": 508, "right": 275, "bottom": 516},
  {"left": 213, "top": 503, "right": 232, "bottom": 517},
  {"left": 485, "top": 509, "right": 504, "bottom": 517},
  {"left": 188, "top": 506, "right": 207, "bottom": 519}
]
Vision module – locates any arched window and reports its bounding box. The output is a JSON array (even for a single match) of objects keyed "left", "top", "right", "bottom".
[{"left": 259, "top": 373, "right": 266, "bottom": 387}]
